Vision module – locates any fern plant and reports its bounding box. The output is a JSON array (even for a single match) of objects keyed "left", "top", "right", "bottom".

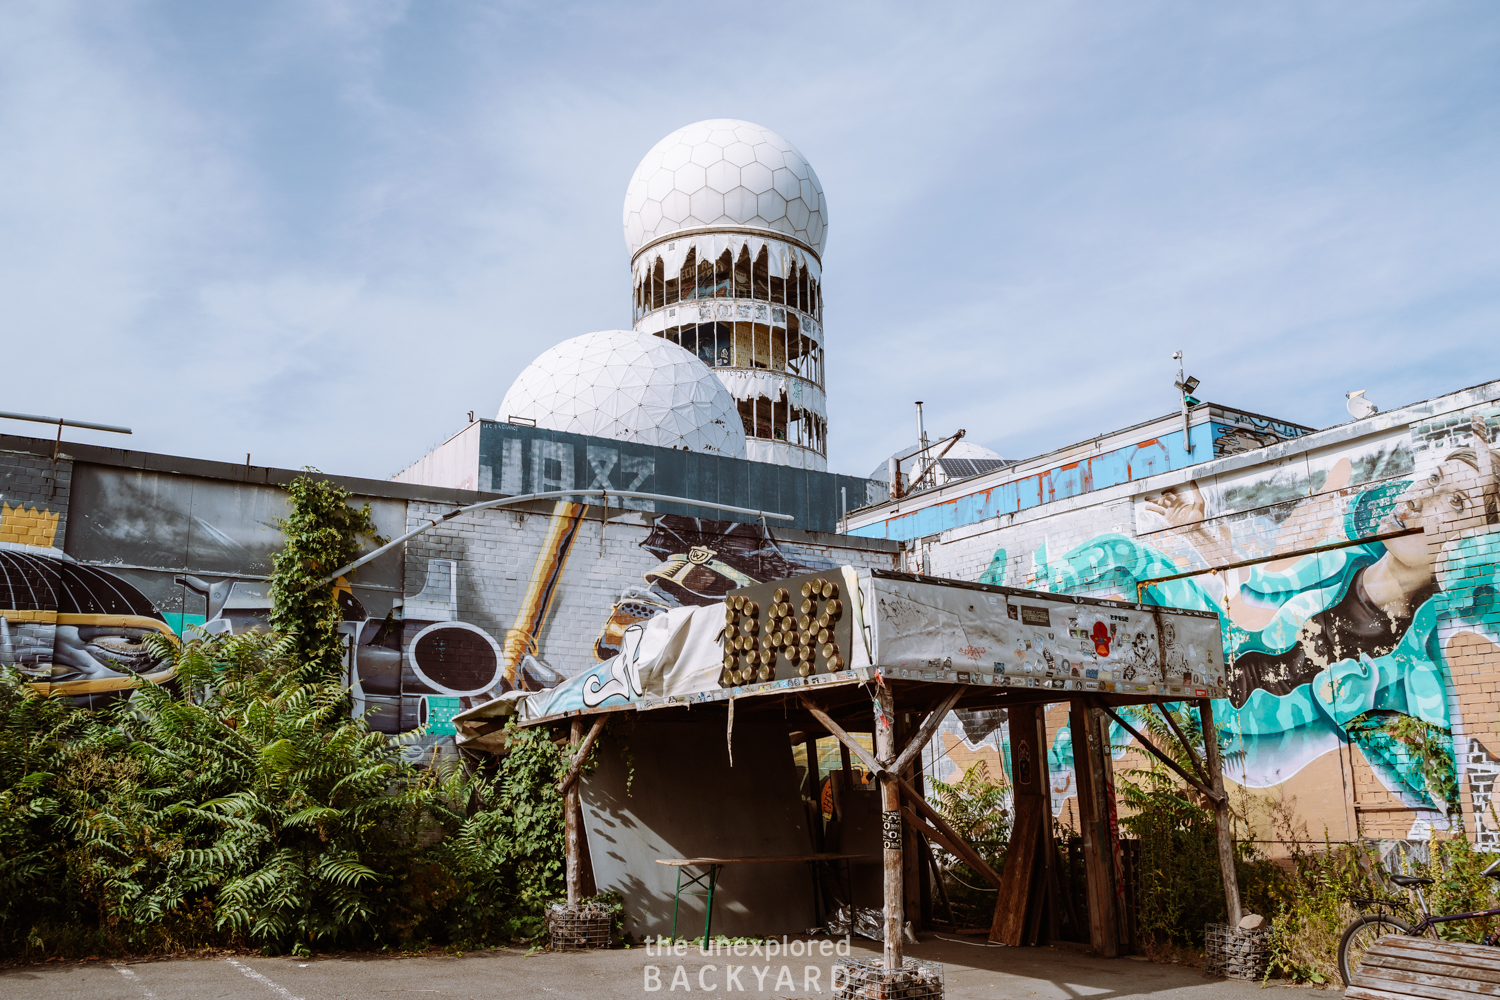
[{"left": 0, "top": 473, "right": 578, "bottom": 960}]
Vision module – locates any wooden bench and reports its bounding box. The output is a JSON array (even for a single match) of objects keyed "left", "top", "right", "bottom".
[{"left": 1348, "top": 935, "right": 1500, "bottom": 1000}]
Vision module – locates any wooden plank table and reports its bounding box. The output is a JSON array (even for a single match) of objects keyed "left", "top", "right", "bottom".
[
  {"left": 656, "top": 854, "right": 867, "bottom": 947},
  {"left": 1348, "top": 934, "right": 1500, "bottom": 1000}
]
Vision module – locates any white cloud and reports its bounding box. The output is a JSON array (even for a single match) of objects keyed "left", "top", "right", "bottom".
[{"left": 1, "top": 1, "right": 1497, "bottom": 482}]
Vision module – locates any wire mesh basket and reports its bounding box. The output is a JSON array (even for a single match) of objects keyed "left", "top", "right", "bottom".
[
  {"left": 1204, "top": 922, "right": 1269, "bottom": 980},
  {"left": 833, "top": 956, "right": 944, "bottom": 999},
  {"left": 546, "top": 902, "right": 612, "bottom": 951}
]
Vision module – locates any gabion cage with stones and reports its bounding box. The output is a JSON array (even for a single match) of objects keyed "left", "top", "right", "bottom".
[
  {"left": 1204, "top": 923, "right": 1269, "bottom": 980},
  {"left": 546, "top": 902, "right": 612, "bottom": 951},
  {"left": 833, "top": 956, "right": 943, "bottom": 1000}
]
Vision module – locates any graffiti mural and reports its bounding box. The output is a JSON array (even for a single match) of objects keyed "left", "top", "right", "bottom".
[{"left": 971, "top": 403, "right": 1500, "bottom": 840}]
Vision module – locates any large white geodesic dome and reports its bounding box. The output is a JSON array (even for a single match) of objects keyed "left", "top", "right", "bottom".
[
  {"left": 498, "top": 331, "right": 747, "bottom": 458},
  {"left": 623, "top": 119, "right": 827, "bottom": 258}
]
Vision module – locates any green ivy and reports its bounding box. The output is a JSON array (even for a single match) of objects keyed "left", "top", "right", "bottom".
[{"left": 268, "top": 471, "right": 385, "bottom": 679}]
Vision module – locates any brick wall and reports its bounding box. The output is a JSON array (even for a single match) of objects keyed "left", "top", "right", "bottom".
[{"left": 0, "top": 449, "right": 70, "bottom": 549}]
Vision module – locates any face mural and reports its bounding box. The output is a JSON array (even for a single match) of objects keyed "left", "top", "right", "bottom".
[{"left": 976, "top": 407, "right": 1500, "bottom": 841}]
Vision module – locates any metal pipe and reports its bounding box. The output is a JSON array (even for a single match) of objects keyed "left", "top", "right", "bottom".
[
  {"left": 915, "top": 401, "right": 930, "bottom": 490},
  {"left": 0, "top": 410, "right": 132, "bottom": 434},
  {"left": 888, "top": 428, "right": 966, "bottom": 500},
  {"left": 907, "top": 429, "right": 966, "bottom": 490},
  {"left": 1133, "top": 526, "right": 1424, "bottom": 602},
  {"left": 321, "top": 488, "right": 795, "bottom": 585},
  {"left": 889, "top": 428, "right": 964, "bottom": 465}
]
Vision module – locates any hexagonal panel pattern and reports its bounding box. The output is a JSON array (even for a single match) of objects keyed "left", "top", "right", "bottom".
[
  {"left": 623, "top": 119, "right": 827, "bottom": 258},
  {"left": 497, "top": 330, "right": 748, "bottom": 458}
]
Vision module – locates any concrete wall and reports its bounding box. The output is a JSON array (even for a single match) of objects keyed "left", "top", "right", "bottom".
[{"left": 849, "top": 404, "right": 1313, "bottom": 544}]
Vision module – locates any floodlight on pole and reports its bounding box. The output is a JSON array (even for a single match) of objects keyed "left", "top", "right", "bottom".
[{"left": 1173, "top": 352, "right": 1197, "bottom": 456}]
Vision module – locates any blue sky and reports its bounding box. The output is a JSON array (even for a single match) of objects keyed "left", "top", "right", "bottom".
[{"left": 3, "top": 1, "right": 1498, "bottom": 482}]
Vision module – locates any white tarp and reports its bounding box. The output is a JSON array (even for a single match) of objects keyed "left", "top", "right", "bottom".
[{"left": 514, "top": 603, "right": 727, "bottom": 721}]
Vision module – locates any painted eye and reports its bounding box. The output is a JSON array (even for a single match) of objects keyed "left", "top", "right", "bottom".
[
  {"left": 1429, "top": 473, "right": 1442, "bottom": 486},
  {"left": 1450, "top": 495, "right": 1466, "bottom": 511}
]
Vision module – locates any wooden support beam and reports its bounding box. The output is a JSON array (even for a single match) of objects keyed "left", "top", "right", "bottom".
[
  {"left": 896, "top": 713, "right": 919, "bottom": 931},
  {"left": 799, "top": 695, "right": 882, "bottom": 777},
  {"left": 989, "top": 704, "right": 1055, "bottom": 947},
  {"left": 1154, "top": 703, "right": 1210, "bottom": 785},
  {"left": 557, "top": 716, "right": 607, "bottom": 796},
  {"left": 1199, "top": 698, "right": 1243, "bottom": 925},
  {"left": 918, "top": 831, "right": 957, "bottom": 928},
  {"left": 804, "top": 735, "right": 820, "bottom": 798},
  {"left": 895, "top": 776, "right": 1004, "bottom": 889},
  {"left": 899, "top": 805, "right": 1003, "bottom": 893},
  {"left": 565, "top": 717, "right": 584, "bottom": 906},
  {"left": 874, "top": 685, "right": 903, "bottom": 969},
  {"left": 1070, "top": 701, "right": 1120, "bottom": 957},
  {"left": 889, "top": 686, "right": 966, "bottom": 777},
  {"left": 1097, "top": 704, "right": 1222, "bottom": 804}
]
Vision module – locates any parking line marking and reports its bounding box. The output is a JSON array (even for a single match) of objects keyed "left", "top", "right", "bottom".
[
  {"left": 226, "top": 958, "right": 305, "bottom": 1000},
  {"left": 111, "top": 963, "right": 158, "bottom": 999}
]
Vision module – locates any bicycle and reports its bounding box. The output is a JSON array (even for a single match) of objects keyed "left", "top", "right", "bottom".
[{"left": 1338, "top": 859, "right": 1500, "bottom": 986}]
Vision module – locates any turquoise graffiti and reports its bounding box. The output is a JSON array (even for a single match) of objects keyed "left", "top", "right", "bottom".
[{"left": 995, "top": 471, "right": 1500, "bottom": 817}]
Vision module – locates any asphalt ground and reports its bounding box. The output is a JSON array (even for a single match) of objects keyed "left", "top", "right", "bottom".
[{"left": 2, "top": 936, "right": 1335, "bottom": 1000}]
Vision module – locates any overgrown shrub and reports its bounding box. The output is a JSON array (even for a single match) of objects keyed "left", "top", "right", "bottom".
[
  {"left": 1113, "top": 705, "right": 1285, "bottom": 953},
  {"left": 0, "top": 631, "right": 573, "bottom": 959},
  {"left": 930, "top": 760, "right": 1010, "bottom": 925},
  {"left": 0, "top": 474, "right": 575, "bottom": 961}
]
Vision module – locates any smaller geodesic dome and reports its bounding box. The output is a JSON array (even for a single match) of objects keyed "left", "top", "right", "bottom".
[
  {"left": 869, "top": 439, "right": 1013, "bottom": 491},
  {"left": 498, "top": 330, "right": 748, "bottom": 458}
]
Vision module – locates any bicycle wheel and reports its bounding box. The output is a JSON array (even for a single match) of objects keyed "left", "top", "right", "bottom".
[{"left": 1339, "top": 914, "right": 1413, "bottom": 985}]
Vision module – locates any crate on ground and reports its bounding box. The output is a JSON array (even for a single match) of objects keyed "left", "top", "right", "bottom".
[
  {"left": 833, "top": 956, "right": 943, "bottom": 999},
  {"left": 546, "top": 901, "right": 611, "bottom": 950},
  {"left": 1349, "top": 935, "right": 1500, "bottom": 1000},
  {"left": 1204, "top": 922, "right": 1269, "bottom": 980}
]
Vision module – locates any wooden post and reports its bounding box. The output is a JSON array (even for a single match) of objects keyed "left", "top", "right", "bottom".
[
  {"left": 900, "top": 713, "right": 922, "bottom": 932},
  {"left": 990, "top": 703, "right": 1056, "bottom": 946},
  {"left": 1095, "top": 708, "right": 1130, "bottom": 951},
  {"left": 805, "top": 735, "right": 824, "bottom": 852},
  {"left": 875, "top": 684, "right": 903, "bottom": 968},
  {"left": 804, "top": 735, "right": 820, "bottom": 796},
  {"left": 1069, "top": 700, "right": 1119, "bottom": 956},
  {"left": 566, "top": 717, "right": 583, "bottom": 906},
  {"left": 1198, "top": 699, "right": 1243, "bottom": 925}
]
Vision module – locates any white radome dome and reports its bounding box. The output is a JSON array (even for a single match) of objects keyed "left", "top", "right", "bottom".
[
  {"left": 623, "top": 119, "right": 827, "bottom": 258},
  {"left": 498, "top": 331, "right": 747, "bottom": 458}
]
